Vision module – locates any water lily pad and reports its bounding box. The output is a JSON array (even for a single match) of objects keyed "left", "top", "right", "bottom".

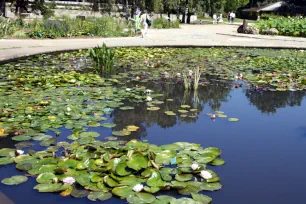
[
  {"left": 102, "top": 123, "right": 116, "bottom": 128},
  {"left": 32, "top": 134, "right": 53, "bottom": 141},
  {"left": 87, "top": 192, "right": 112, "bottom": 201},
  {"left": 147, "top": 106, "right": 160, "bottom": 111},
  {"left": 136, "top": 192, "right": 156, "bottom": 203},
  {"left": 181, "top": 105, "right": 191, "bottom": 109},
  {"left": 0, "top": 157, "right": 14, "bottom": 165},
  {"left": 71, "top": 188, "right": 90, "bottom": 198},
  {"left": 112, "top": 129, "right": 131, "bottom": 137},
  {"left": 16, "top": 163, "right": 33, "bottom": 171},
  {"left": 228, "top": 118, "right": 239, "bottom": 122},
  {"left": 178, "top": 110, "right": 188, "bottom": 113},
  {"left": 1, "top": 175, "right": 28, "bottom": 185},
  {"left": 191, "top": 193, "right": 212, "bottom": 204},
  {"left": 126, "top": 125, "right": 139, "bottom": 132},
  {"left": 155, "top": 196, "right": 176, "bottom": 204},
  {"left": 147, "top": 170, "right": 166, "bottom": 187},
  {"left": 12, "top": 135, "right": 31, "bottom": 141},
  {"left": 127, "top": 152, "right": 148, "bottom": 171},
  {"left": 80, "top": 131, "right": 100, "bottom": 137},
  {"left": 175, "top": 174, "right": 193, "bottom": 182},
  {"left": 165, "top": 111, "right": 176, "bottom": 116},
  {"left": 36, "top": 172, "right": 57, "bottom": 184},
  {"left": 120, "top": 106, "right": 134, "bottom": 110},
  {"left": 104, "top": 175, "right": 118, "bottom": 187},
  {"left": 170, "top": 198, "right": 199, "bottom": 204},
  {"left": 112, "top": 186, "right": 134, "bottom": 199},
  {"left": 15, "top": 141, "right": 34, "bottom": 149},
  {"left": 210, "top": 158, "right": 225, "bottom": 166},
  {"left": 0, "top": 148, "right": 15, "bottom": 157},
  {"left": 34, "top": 183, "right": 68, "bottom": 192}
]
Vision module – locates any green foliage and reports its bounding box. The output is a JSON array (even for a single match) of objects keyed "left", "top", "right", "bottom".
[
  {"left": 152, "top": 18, "right": 180, "bottom": 29},
  {"left": 25, "top": 16, "right": 129, "bottom": 39},
  {"left": 255, "top": 16, "right": 306, "bottom": 37},
  {"left": 89, "top": 43, "right": 115, "bottom": 78}
]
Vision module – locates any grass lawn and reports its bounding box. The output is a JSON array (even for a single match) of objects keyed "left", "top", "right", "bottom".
[{"left": 197, "top": 17, "right": 256, "bottom": 23}]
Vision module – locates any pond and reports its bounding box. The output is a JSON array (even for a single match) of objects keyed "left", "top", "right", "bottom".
[{"left": 0, "top": 48, "right": 306, "bottom": 204}]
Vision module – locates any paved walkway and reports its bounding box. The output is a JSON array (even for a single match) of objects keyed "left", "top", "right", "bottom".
[{"left": 1, "top": 24, "right": 306, "bottom": 63}]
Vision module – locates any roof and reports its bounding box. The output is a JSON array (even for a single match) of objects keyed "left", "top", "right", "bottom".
[{"left": 242, "top": 1, "right": 284, "bottom": 13}]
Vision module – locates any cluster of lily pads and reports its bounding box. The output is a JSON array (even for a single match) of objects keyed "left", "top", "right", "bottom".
[{"left": 1, "top": 139, "right": 224, "bottom": 204}]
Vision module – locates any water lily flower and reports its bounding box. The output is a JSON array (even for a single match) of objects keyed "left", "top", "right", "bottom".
[
  {"left": 239, "top": 73, "right": 243, "bottom": 79},
  {"left": 133, "top": 184, "right": 144, "bottom": 192},
  {"left": 293, "top": 84, "right": 298, "bottom": 88},
  {"left": 67, "top": 106, "right": 71, "bottom": 112},
  {"left": 191, "top": 163, "right": 200, "bottom": 170},
  {"left": 211, "top": 114, "right": 216, "bottom": 119},
  {"left": 63, "top": 177, "right": 75, "bottom": 184},
  {"left": 144, "top": 60, "right": 148, "bottom": 65},
  {"left": 189, "top": 70, "right": 193, "bottom": 76},
  {"left": 146, "top": 96, "right": 152, "bottom": 101},
  {"left": 234, "top": 75, "right": 239, "bottom": 80},
  {"left": 126, "top": 88, "right": 131, "bottom": 91},
  {"left": 200, "top": 170, "right": 213, "bottom": 179},
  {"left": 146, "top": 89, "right": 152, "bottom": 95},
  {"left": 176, "top": 73, "right": 181, "bottom": 77},
  {"left": 27, "top": 115, "right": 32, "bottom": 119},
  {"left": 16, "top": 150, "right": 24, "bottom": 155},
  {"left": 164, "top": 71, "right": 169, "bottom": 76}
]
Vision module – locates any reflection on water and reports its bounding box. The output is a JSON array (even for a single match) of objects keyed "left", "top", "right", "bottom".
[{"left": 246, "top": 90, "right": 306, "bottom": 114}]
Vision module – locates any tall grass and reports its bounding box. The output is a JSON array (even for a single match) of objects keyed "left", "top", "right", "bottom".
[{"left": 89, "top": 43, "right": 115, "bottom": 78}]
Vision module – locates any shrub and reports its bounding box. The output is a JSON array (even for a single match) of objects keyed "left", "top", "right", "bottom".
[
  {"left": 255, "top": 16, "right": 306, "bottom": 37},
  {"left": 152, "top": 18, "right": 180, "bottom": 29}
]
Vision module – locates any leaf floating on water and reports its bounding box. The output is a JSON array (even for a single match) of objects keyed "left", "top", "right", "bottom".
[
  {"left": 228, "top": 118, "right": 239, "bottom": 122},
  {"left": 126, "top": 125, "right": 140, "bottom": 132},
  {"left": 178, "top": 110, "right": 188, "bottom": 113},
  {"left": 2, "top": 175, "right": 28, "bottom": 185},
  {"left": 112, "top": 129, "right": 131, "bottom": 137},
  {"left": 180, "top": 105, "right": 191, "bottom": 109},
  {"left": 165, "top": 111, "right": 176, "bottom": 116},
  {"left": 217, "top": 114, "right": 227, "bottom": 118},
  {"left": 102, "top": 123, "right": 116, "bottom": 128},
  {"left": 166, "top": 99, "right": 173, "bottom": 102},
  {"left": 147, "top": 106, "right": 160, "bottom": 111},
  {"left": 191, "top": 193, "right": 212, "bottom": 204}
]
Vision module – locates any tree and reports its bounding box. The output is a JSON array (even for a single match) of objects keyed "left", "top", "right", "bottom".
[{"left": 0, "top": 0, "right": 6, "bottom": 17}]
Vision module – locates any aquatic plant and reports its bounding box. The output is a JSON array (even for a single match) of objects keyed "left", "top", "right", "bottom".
[
  {"left": 89, "top": 43, "right": 115, "bottom": 78},
  {"left": 183, "top": 73, "right": 191, "bottom": 90},
  {"left": 193, "top": 66, "right": 201, "bottom": 90},
  {"left": 0, "top": 139, "right": 224, "bottom": 203}
]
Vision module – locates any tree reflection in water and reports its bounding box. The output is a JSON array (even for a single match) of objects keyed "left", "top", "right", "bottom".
[
  {"left": 112, "top": 80, "right": 232, "bottom": 140},
  {"left": 246, "top": 90, "right": 306, "bottom": 114}
]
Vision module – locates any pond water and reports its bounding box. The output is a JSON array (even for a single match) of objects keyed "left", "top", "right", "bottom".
[{"left": 1, "top": 48, "right": 306, "bottom": 204}]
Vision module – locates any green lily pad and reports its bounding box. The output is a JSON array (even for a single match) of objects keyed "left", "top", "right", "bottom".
[
  {"left": 127, "top": 152, "right": 148, "bottom": 171},
  {"left": 112, "top": 129, "right": 131, "bottom": 136},
  {"left": 165, "top": 111, "right": 176, "bottom": 116},
  {"left": 0, "top": 148, "right": 15, "bottom": 157},
  {"left": 178, "top": 110, "right": 188, "bottom": 113},
  {"left": 228, "top": 118, "right": 239, "bottom": 122},
  {"left": 112, "top": 186, "right": 134, "bottom": 199},
  {"left": 175, "top": 174, "right": 193, "bottom": 182},
  {"left": 71, "top": 188, "right": 90, "bottom": 198},
  {"left": 36, "top": 172, "right": 57, "bottom": 184},
  {"left": 1, "top": 175, "right": 28, "bottom": 185},
  {"left": 12, "top": 135, "right": 31, "bottom": 141},
  {"left": 191, "top": 193, "right": 212, "bottom": 204},
  {"left": 80, "top": 131, "right": 100, "bottom": 137},
  {"left": 170, "top": 198, "right": 199, "bottom": 204},
  {"left": 147, "top": 170, "right": 166, "bottom": 187},
  {"left": 0, "top": 157, "right": 14, "bottom": 165},
  {"left": 102, "top": 123, "right": 117, "bottom": 128},
  {"left": 76, "top": 173, "right": 91, "bottom": 186},
  {"left": 136, "top": 192, "right": 156, "bottom": 203},
  {"left": 147, "top": 106, "right": 160, "bottom": 111},
  {"left": 210, "top": 158, "right": 225, "bottom": 166},
  {"left": 181, "top": 105, "right": 191, "bottom": 109},
  {"left": 34, "top": 183, "right": 70, "bottom": 193},
  {"left": 87, "top": 192, "right": 112, "bottom": 201}
]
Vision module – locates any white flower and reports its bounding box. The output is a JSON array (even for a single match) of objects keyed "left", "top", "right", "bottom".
[
  {"left": 234, "top": 75, "right": 239, "bottom": 80},
  {"left": 27, "top": 115, "right": 32, "bottom": 119},
  {"left": 63, "top": 177, "right": 75, "bottom": 184},
  {"left": 300, "top": 50, "right": 304, "bottom": 52},
  {"left": 200, "top": 170, "right": 213, "bottom": 179},
  {"left": 133, "top": 184, "right": 144, "bottom": 192},
  {"left": 126, "top": 88, "right": 131, "bottom": 91},
  {"left": 67, "top": 107, "right": 71, "bottom": 112},
  {"left": 146, "top": 89, "right": 152, "bottom": 95},
  {"left": 146, "top": 96, "right": 152, "bottom": 101},
  {"left": 164, "top": 71, "right": 169, "bottom": 75},
  {"left": 191, "top": 163, "right": 200, "bottom": 170},
  {"left": 188, "top": 70, "right": 193, "bottom": 76},
  {"left": 239, "top": 73, "right": 243, "bottom": 78},
  {"left": 211, "top": 114, "right": 216, "bottom": 119},
  {"left": 176, "top": 73, "right": 181, "bottom": 77},
  {"left": 16, "top": 150, "right": 24, "bottom": 155}
]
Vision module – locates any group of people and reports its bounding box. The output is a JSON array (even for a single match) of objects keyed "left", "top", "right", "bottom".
[
  {"left": 227, "top": 12, "right": 236, "bottom": 24},
  {"left": 212, "top": 12, "right": 236, "bottom": 24},
  {"left": 130, "top": 9, "right": 153, "bottom": 38}
]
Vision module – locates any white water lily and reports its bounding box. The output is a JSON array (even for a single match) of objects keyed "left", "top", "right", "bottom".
[
  {"left": 146, "top": 96, "right": 152, "bottom": 101},
  {"left": 200, "top": 170, "right": 213, "bottom": 179},
  {"left": 176, "top": 73, "right": 181, "bottom": 77},
  {"left": 63, "top": 177, "right": 75, "bottom": 184},
  {"left": 211, "top": 114, "right": 216, "bottom": 119},
  {"left": 146, "top": 89, "right": 152, "bottom": 95},
  {"left": 191, "top": 163, "right": 200, "bottom": 170},
  {"left": 16, "top": 150, "right": 24, "bottom": 155},
  {"left": 189, "top": 70, "right": 193, "bottom": 76},
  {"left": 27, "top": 115, "right": 32, "bottom": 119},
  {"left": 67, "top": 106, "right": 71, "bottom": 112},
  {"left": 133, "top": 184, "right": 144, "bottom": 192},
  {"left": 126, "top": 88, "right": 131, "bottom": 91}
]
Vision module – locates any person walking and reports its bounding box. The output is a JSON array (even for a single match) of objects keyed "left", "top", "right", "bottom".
[
  {"left": 227, "top": 12, "right": 231, "bottom": 23},
  {"left": 212, "top": 13, "right": 217, "bottom": 24},
  {"left": 133, "top": 8, "right": 141, "bottom": 33},
  {"left": 140, "top": 10, "right": 149, "bottom": 38}
]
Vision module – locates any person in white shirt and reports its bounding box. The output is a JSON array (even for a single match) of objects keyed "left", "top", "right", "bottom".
[
  {"left": 230, "top": 12, "right": 236, "bottom": 23},
  {"left": 140, "top": 10, "right": 149, "bottom": 38},
  {"left": 212, "top": 13, "right": 217, "bottom": 24}
]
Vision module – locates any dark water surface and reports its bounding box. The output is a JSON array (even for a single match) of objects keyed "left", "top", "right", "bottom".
[{"left": 1, "top": 81, "right": 306, "bottom": 204}]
